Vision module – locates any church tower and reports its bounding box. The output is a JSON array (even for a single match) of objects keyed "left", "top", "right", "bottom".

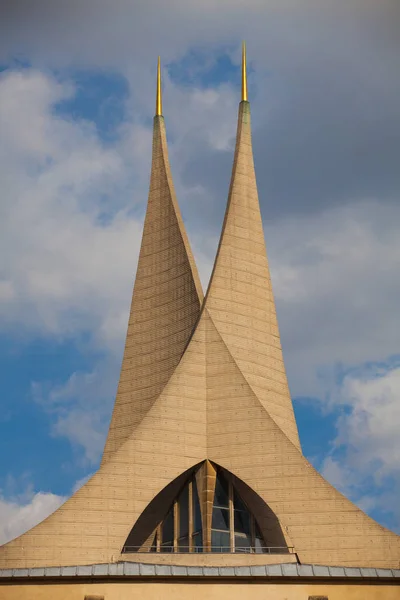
[{"left": 0, "top": 44, "right": 399, "bottom": 599}]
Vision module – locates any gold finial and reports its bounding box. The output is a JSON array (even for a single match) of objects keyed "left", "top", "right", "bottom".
[
  {"left": 241, "top": 41, "right": 248, "bottom": 102},
  {"left": 156, "top": 56, "right": 162, "bottom": 116}
]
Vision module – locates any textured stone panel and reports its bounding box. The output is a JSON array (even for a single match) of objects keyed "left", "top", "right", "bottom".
[
  {"left": 102, "top": 115, "right": 203, "bottom": 462},
  {"left": 205, "top": 102, "right": 301, "bottom": 450}
]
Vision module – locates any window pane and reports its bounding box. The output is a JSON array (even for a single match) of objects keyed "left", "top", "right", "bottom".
[
  {"left": 160, "top": 543, "right": 173, "bottom": 553},
  {"left": 254, "top": 520, "right": 270, "bottom": 552},
  {"left": 193, "top": 530, "right": 203, "bottom": 551},
  {"left": 162, "top": 507, "right": 174, "bottom": 544},
  {"left": 193, "top": 478, "right": 202, "bottom": 533},
  {"left": 234, "top": 509, "right": 251, "bottom": 535},
  {"left": 234, "top": 533, "right": 251, "bottom": 553},
  {"left": 254, "top": 536, "right": 266, "bottom": 554},
  {"left": 212, "top": 506, "right": 230, "bottom": 531},
  {"left": 178, "top": 536, "right": 190, "bottom": 552},
  {"left": 178, "top": 484, "right": 189, "bottom": 538},
  {"left": 149, "top": 532, "right": 157, "bottom": 552},
  {"left": 233, "top": 488, "right": 247, "bottom": 512},
  {"left": 214, "top": 472, "right": 229, "bottom": 508},
  {"left": 211, "top": 530, "right": 230, "bottom": 552}
]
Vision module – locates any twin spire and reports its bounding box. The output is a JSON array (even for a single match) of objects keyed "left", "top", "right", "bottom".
[
  {"left": 155, "top": 41, "right": 248, "bottom": 117},
  {"left": 2, "top": 40, "right": 399, "bottom": 573}
]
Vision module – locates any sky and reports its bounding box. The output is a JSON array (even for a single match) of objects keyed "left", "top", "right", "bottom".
[{"left": 0, "top": 0, "right": 400, "bottom": 544}]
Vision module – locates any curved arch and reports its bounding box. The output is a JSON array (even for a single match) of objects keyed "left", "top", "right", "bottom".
[
  {"left": 122, "top": 461, "right": 290, "bottom": 554},
  {"left": 122, "top": 463, "right": 200, "bottom": 553}
]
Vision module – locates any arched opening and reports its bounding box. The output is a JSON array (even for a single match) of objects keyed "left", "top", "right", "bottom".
[
  {"left": 157, "top": 471, "right": 202, "bottom": 553},
  {"left": 122, "top": 461, "right": 291, "bottom": 554},
  {"left": 211, "top": 467, "right": 267, "bottom": 553}
]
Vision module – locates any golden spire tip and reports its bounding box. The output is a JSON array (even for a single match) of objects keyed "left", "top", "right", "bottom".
[
  {"left": 241, "top": 40, "right": 248, "bottom": 102},
  {"left": 156, "top": 56, "right": 162, "bottom": 116}
]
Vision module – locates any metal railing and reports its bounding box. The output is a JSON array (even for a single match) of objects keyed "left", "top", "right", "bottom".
[{"left": 122, "top": 545, "right": 294, "bottom": 554}]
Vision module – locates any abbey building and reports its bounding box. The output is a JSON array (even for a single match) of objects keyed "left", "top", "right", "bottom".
[{"left": 0, "top": 45, "right": 399, "bottom": 600}]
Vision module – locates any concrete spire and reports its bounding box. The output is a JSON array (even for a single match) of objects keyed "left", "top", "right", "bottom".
[
  {"left": 204, "top": 64, "right": 301, "bottom": 450},
  {"left": 101, "top": 76, "right": 203, "bottom": 463}
]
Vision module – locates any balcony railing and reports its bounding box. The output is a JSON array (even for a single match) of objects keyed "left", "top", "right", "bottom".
[{"left": 122, "top": 545, "right": 294, "bottom": 554}]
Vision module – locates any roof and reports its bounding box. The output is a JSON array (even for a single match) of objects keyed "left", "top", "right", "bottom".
[{"left": 1, "top": 562, "right": 399, "bottom": 581}]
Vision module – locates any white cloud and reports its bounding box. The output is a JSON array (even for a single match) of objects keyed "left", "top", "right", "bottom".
[
  {"left": 32, "top": 360, "right": 119, "bottom": 465},
  {"left": 0, "top": 489, "right": 66, "bottom": 545},
  {"left": 0, "top": 69, "right": 144, "bottom": 347},
  {"left": 266, "top": 201, "right": 400, "bottom": 397},
  {"left": 0, "top": 471, "right": 99, "bottom": 546},
  {"left": 320, "top": 361, "right": 400, "bottom": 530},
  {"left": 335, "top": 363, "right": 400, "bottom": 476}
]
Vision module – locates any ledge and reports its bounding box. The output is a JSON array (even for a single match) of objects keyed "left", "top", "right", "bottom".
[{"left": 120, "top": 552, "right": 298, "bottom": 566}]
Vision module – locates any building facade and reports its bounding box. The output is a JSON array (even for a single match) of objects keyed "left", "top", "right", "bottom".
[{"left": 0, "top": 46, "right": 399, "bottom": 599}]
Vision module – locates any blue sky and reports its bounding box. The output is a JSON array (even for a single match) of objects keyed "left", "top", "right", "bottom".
[{"left": 0, "top": 0, "right": 400, "bottom": 543}]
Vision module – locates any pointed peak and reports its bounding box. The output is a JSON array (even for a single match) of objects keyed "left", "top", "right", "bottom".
[
  {"left": 101, "top": 60, "right": 203, "bottom": 463},
  {"left": 203, "top": 54, "right": 301, "bottom": 451},
  {"left": 241, "top": 41, "right": 248, "bottom": 102},
  {"left": 156, "top": 56, "right": 162, "bottom": 116}
]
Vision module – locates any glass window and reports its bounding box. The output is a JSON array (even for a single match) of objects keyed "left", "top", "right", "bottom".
[
  {"left": 234, "top": 508, "right": 251, "bottom": 535},
  {"left": 178, "top": 536, "right": 190, "bottom": 552},
  {"left": 233, "top": 488, "right": 247, "bottom": 512},
  {"left": 193, "top": 530, "right": 203, "bottom": 551},
  {"left": 213, "top": 472, "right": 229, "bottom": 508},
  {"left": 158, "top": 475, "right": 205, "bottom": 553},
  {"left": 212, "top": 506, "right": 230, "bottom": 531},
  {"left": 254, "top": 520, "right": 272, "bottom": 553},
  {"left": 162, "top": 507, "right": 174, "bottom": 544},
  {"left": 211, "top": 530, "right": 231, "bottom": 552},
  {"left": 234, "top": 532, "right": 251, "bottom": 553},
  {"left": 124, "top": 464, "right": 283, "bottom": 555},
  {"left": 254, "top": 536, "right": 266, "bottom": 553},
  {"left": 193, "top": 478, "right": 202, "bottom": 534},
  {"left": 178, "top": 484, "right": 189, "bottom": 538},
  {"left": 149, "top": 532, "right": 157, "bottom": 552}
]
